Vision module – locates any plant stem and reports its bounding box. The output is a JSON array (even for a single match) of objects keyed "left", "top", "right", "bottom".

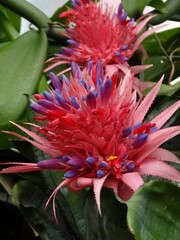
[
  {"left": 149, "top": 24, "right": 170, "bottom": 60},
  {"left": 0, "top": 0, "right": 51, "bottom": 28},
  {"left": 168, "top": 47, "right": 180, "bottom": 85},
  {"left": 153, "top": 31, "right": 169, "bottom": 60},
  {"left": 0, "top": 0, "right": 66, "bottom": 42}
]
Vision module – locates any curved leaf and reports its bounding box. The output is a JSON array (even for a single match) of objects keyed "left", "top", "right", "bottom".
[
  {"left": 0, "top": 30, "right": 48, "bottom": 148},
  {"left": 12, "top": 180, "right": 75, "bottom": 240},
  {"left": 127, "top": 181, "right": 180, "bottom": 240},
  {"left": 0, "top": 4, "right": 21, "bottom": 33},
  {"left": 149, "top": 0, "right": 167, "bottom": 14},
  {"left": 0, "top": 118, "right": 27, "bottom": 150},
  {"left": 143, "top": 81, "right": 180, "bottom": 97},
  {"left": 0, "top": 9, "right": 19, "bottom": 40},
  {"left": 122, "top": 0, "right": 151, "bottom": 19},
  {"left": 37, "top": 75, "right": 48, "bottom": 93},
  {"left": 149, "top": 0, "right": 180, "bottom": 25},
  {"left": 0, "top": 30, "right": 47, "bottom": 125}
]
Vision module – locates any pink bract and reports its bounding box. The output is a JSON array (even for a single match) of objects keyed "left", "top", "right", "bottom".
[{"left": 1, "top": 61, "right": 180, "bottom": 222}]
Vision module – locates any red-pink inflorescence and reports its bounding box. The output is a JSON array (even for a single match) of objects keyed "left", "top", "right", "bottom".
[
  {"left": 1, "top": 61, "right": 180, "bottom": 222},
  {"left": 45, "top": 0, "right": 163, "bottom": 77}
]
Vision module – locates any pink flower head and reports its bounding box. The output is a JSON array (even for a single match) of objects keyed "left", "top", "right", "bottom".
[
  {"left": 46, "top": 0, "right": 163, "bottom": 78},
  {"left": 1, "top": 61, "right": 180, "bottom": 222}
]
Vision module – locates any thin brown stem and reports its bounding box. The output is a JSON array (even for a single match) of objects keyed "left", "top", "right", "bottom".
[
  {"left": 168, "top": 47, "right": 180, "bottom": 85},
  {"left": 153, "top": 31, "right": 169, "bottom": 60}
]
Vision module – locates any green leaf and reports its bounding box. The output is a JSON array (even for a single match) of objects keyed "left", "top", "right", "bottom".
[
  {"left": 47, "top": 40, "right": 61, "bottom": 57},
  {"left": 149, "top": 0, "right": 180, "bottom": 25},
  {"left": 12, "top": 180, "right": 75, "bottom": 240},
  {"left": 37, "top": 75, "right": 48, "bottom": 93},
  {"left": 142, "top": 28, "right": 180, "bottom": 57},
  {"left": 145, "top": 95, "right": 180, "bottom": 152},
  {"left": 149, "top": 0, "right": 168, "bottom": 14},
  {"left": 0, "top": 118, "right": 28, "bottom": 150},
  {"left": 0, "top": 5, "right": 21, "bottom": 33},
  {"left": 140, "top": 57, "right": 170, "bottom": 83},
  {"left": 143, "top": 81, "right": 180, "bottom": 97},
  {"left": 172, "top": 150, "right": 180, "bottom": 160},
  {"left": 0, "top": 41, "right": 10, "bottom": 49},
  {"left": 0, "top": 28, "right": 9, "bottom": 43},
  {"left": 158, "top": 81, "right": 180, "bottom": 96},
  {"left": 50, "top": 170, "right": 86, "bottom": 239},
  {"left": 140, "top": 57, "right": 180, "bottom": 84},
  {"left": 145, "top": 95, "right": 180, "bottom": 123},
  {"left": 0, "top": 0, "right": 51, "bottom": 29},
  {"left": 63, "top": 190, "right": 86, "bottom": 239},
  {"left": 161, "top": 116, "right": 180, "bottom": 152},
  {"left": 0, "top": 0, "right": 66, "bottom": 42},
  {"left": 170, "top": 13, "right": 180, "bottom": 21},
  {"left": 0, "top": 8, "right": 19, "bottom": 40},
  {"left": 0, "top": 30, "right": 48, "bottom": 148},
  {"left": 12, "top": 140, "right": 35, "bottom": 162},
  {"left": 39, "top": 170, "right": 83, "bottom": 239},
  {"left": 141, "top": 28, "right": 180, "bottom": 83},
  {"left": 0, "top": 30, "right": 47, "bottom": 124},
  {"left": 84, "top": 188, "right": 135, "bottom": 240},
  {"left": 122, "top": 0, "right": 151, "bottom": 18},
  {"left": 127, "top": 181, "right": 180, "bottom": 240}
]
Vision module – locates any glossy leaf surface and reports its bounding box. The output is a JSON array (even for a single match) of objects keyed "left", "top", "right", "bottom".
[{"left": 127, "top": 181, "right": 180, "bottom": 240}]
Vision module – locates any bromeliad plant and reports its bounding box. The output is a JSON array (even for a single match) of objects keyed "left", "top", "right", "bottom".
[
  {"left": 1, "top": 61, "right": 180, "bottom": 222},
  {"left": 0, "top": 0, "right": 180, "bottom": 239}
]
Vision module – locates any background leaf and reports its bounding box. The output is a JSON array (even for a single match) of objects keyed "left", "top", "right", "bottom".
[
  {"left": 127, "top": 181, "right": 180, "bottom": 240},
  {"left": 122, "top": 0, "right": 151, "bottom": 19},
  {"left": 12, "top": 180, "right": 77, "bottom": 240},
  {"left": 149, "top": 0, "right": 167, "bottom": 14},
  {"left": 0, "top": 5, "right": 21, "bottom": 32},
  {"left": 149, "top": 0, "right": 180, "bottom": 25},
  {"left": 142, "top": 28, "right": 180, "bottom": 57},
  {"left": 52, "top": 172, "right": 86, "bottom": 239},
  {"left": 37, "top": 75, "right": 48, "bottom": 93},
  {"left": 84, "top": 188, "right": 135, "bottom": 240},
  {"left": 145, "top": 95, "right": 180, "bottom": 152},
  {"left": 143, "top": 81, "right": 180, "bottom": 96},
  {"left": 141, "top": 28, "right": 180, "bottom": 83},
  {"left": 0, "top": 30, "right": 48, "bottom": 148}
]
